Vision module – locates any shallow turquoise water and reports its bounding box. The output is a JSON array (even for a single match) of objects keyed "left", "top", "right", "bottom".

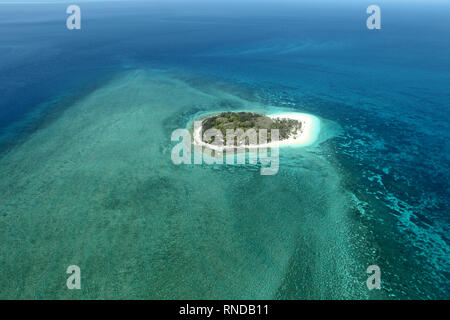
[
  {"left": 0, "top": 70, "right": 363, "bottom": 299},
  {"left": 0, "top": 1, "right": 449, "bottom": 299}
]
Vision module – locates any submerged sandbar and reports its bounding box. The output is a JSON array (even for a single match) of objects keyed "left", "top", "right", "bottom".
[{"left": 193, "top": 111, "right": 321, "bottom": 150}]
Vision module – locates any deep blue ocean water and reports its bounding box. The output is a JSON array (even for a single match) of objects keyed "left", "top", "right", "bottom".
[{"left": 0, "top": 0, "right": 449, "bottom": 299}]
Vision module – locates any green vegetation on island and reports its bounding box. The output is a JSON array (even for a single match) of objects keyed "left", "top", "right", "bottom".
[{"left": 201, "top": 112, "right": 302, "bottom": 145}]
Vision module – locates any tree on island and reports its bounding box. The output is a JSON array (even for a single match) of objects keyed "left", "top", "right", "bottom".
[{"left": 201, "top": 112, "right": 302, "bottom": 145}]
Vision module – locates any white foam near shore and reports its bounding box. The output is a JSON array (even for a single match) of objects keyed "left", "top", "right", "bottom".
[{"left": 193, "top": 112, "right": 321, "bottom": 150}]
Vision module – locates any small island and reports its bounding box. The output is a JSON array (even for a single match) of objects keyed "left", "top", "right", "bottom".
[{"left": 193, "top": 111, "right": 320, "bottom": 150}]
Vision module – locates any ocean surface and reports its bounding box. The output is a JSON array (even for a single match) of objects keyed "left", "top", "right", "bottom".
[{"left": 0, "top": 0, "right": 449, "bottom": 299}]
